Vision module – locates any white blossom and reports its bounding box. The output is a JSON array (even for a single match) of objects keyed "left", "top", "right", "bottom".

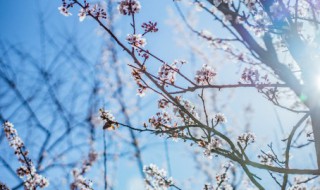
[
  {"left": 70, "top": 151, "right": 98, "bottom": 190},
  {"left": 195, "top": 64, "right": 217, "bottom": 85},
  {"left": 215, "top": 113, "right": 227, "bottom": 124},
  {"left": 118, "top": 0, "right": 141, "bottom": 15},
  {"left": 58, "top": 6, "right": 72, "bottom": 16},
  {"left": 237, "top": 132, "right": 256, "bottom": 145},
  {"left": 2, "top": 121, "right": 49, "bottom": 189},
  {"left": 204, "top": 138, "right": 222, "bottom": 159},
  {"left": 158, "top": 63, "right": 178, "bottom": 85},
  {"left": 126, "top": 34, "right": 147, "bottom": 48},
  {"left": 143, "top": 164, "right": 174, "bottom": 190},
  {"left": 78, "top": 8, "right": 86, "bottom": 22},
  {"left": 99, "top": 108, "right": 118, "bottom": 130}
]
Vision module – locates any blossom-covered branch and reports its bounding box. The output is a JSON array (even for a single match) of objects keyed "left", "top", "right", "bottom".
[{"left": 3, "top": 121, "right": 49, "bottom": 189}]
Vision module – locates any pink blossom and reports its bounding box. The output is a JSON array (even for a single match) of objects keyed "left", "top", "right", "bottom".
[
  {"left": 118, "top": 0, "right": 141, "bottom": 15},
  {"left": 195, "top": 64, "right": 217, "bottom": 85}
]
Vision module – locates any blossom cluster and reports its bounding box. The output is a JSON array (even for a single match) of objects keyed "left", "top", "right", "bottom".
[
  {"left": 156, "top": 97, "right": 200, "bottom": 128},
  {"left": 288, "top": 0, "right": 312, "bottom": 18},
  {"left": 58, "top": 0, "right": 106, "bottom": 21},
  {"left": 126, "top": 34, "right": 147, "bottom": 48},
  {"left": 2, "top": 121, "right": 49, "bottom": 189},
  {"left": 148, "top": 112, "right": 173, "bottom": 130},
  {"left": 143, "top": 164, "right": 174, "bottom": 190},
  {"left": 70, "top": 151, "right": 98, "bottom": 190},
  {"left": 118, "top": 0, "right": 141, "bottom": 15},
  {"left": 99, "top": 108, "right": 119, "bottom": 130},
  {"left": 237, "top": 132, "right": 256, "bottom": 146},
  {"left": 216, "top": 172, "right": 227, "bottom": 185},
  {"left": 118, "top": 0, "right": 158, "bottom": 60},
  {"left": 142, "top": 21, "right": 159, "bottom": 34},
  {"left": 158, "top": 60, "right": 185, "bottom": 86},
  {"left": 195, "top": 64, "right": 217, "bottom": 85},
  {"left": 203, "top": 138, "right": 222, "bottom": 159},
  {"left": 214, "top": 113, "right": 227, "bottom": 124},
  {"left": 158, "top": 99, "right": 170, "bottom": 109},
  {"left": 250, "top": 10, "right": 270, "bottom": 37},
  {"left": 202, "top": 163, "right": 233, "bottom": 189},
  {"left": 158, "top": 63, "right": 178, "bottom": 86},
  {"left": 241, "top": 67, "right": 259, "bottom": 83},
  {"left": 71, "top": 169, "right": 93, "bottom": 190},
  {"left": 241, "top": 67, "right": 269, "bottom": 85},
  {"left": 58, "top": 0, "right": 74, "bottom": 16},
  {"left": 131, "top": 68, "right": 147, "bottom": 97},
  {"left": 173, "top": 97, "right": 199, "bottom": 124},
  {"left": 78, "top": 3, "right": 107, "bottom": 22},
  {"left": 146, "top": 110, "right": 182, "bottom": 139}
]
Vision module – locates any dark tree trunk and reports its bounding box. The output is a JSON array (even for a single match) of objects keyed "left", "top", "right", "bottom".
[{"left": 310, "top": 107, "right": 320, "bottom": 169}]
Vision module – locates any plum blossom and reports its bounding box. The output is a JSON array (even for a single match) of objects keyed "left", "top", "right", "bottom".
[
  {"left": 250, "top": 10, "right": 270, "bottom": 37},
  {"left": 237, "top": 132, "right": 256, "bottom": 146},
  {"left": 71, "top": 169, "right": 93, "bottom": 190},
  {"left": 158, "top": 99, "right": 170, "bottom": 109},
  {"left": 70, "top": 151, "right": 98, "bottom": 190},
  {"left": 2, "top": 121, "right": 49, "bottom": 189},
  {"left": 131, "top": 68, "right": 148, "bottom": 97},
  {"left": 126, "top": 34, "right": 147, "bottom": 48},
  {"left": 142, "top": 21, "right": 159, "bottom": 33},
  {"left": 78, "top": 8, "right": 87, "bottom": 21},
  {"left": 173, "top": 98, "right": 199, "bottom": 124},
  {"left": 24, "top": 174, "right": 50, "bottom": 189},
  {"left": 241, "top": 67, "right": 260, "bottom": 83},
  {"left": 143, "top": 164, "right": 174, "bottom": 190},
  {"left": 99, "top": 108, "right": 119, "bottom": 130},
  {"left": 158, "top": 63, "right": 178, "bottom": 86},
  {"left": 215, "top": 113, "right": 227, "bottom": 124},
  {"left": 295, "top": 1, "right": 310, "bottom": 18},
  {"left": 87, "top": 4, "right": 107, "bottom": 19},
  {"left": 148, "top": 112, "right": 173, "bottom": 129},
  {"left": 58, "top": 6, "right": 72, "bottom": 16},
  {"left": 195, "top": 64, "right": 217, "bottom": 85},
  {"left": 216, "top": 172, "right": 228, "bottom": 184},
  {"left": 59, "top": 1, "right": 107, "bottom": 21},
  {"left": 203, "top": 138, "right": 222, "bottom": 159},
  {"left": 118, "top": 0, "right": 141, "bottom": 15}
]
